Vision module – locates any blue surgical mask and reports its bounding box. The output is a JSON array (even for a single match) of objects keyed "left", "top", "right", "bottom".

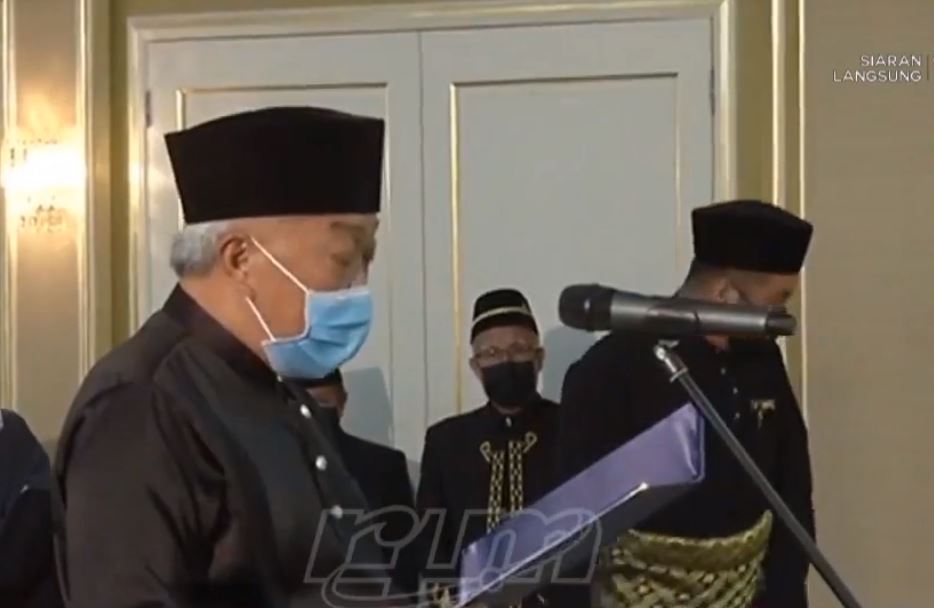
[{"left": 246, "top": 239, "right": 372, "bottom": 380}]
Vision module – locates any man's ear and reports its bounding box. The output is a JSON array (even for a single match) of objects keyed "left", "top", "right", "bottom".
[
  {"left": 219, "top": 233, "right": 254, "bottom": 296},
  {"left": 713, "top": 275, "right": 740, "bottom": 305},
  {"left": 534, "top": 347, "right": 545, "bottom": 374}
]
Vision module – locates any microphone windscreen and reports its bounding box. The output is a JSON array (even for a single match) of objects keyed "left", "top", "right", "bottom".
[
  {"left": 765, "top": 310, "right": 797, "bottom": 336},
  {"left": 558, "top": 284, "right": 613, "bottom": 331}
]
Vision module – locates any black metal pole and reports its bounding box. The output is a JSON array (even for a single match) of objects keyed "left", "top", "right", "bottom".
[{"left": 652, "top": 342, "right": 864, "bottom": 608}]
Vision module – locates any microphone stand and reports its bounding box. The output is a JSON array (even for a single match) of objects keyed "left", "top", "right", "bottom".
[{"left": 652, "top": 341, "right": 864, "bottom": 608}]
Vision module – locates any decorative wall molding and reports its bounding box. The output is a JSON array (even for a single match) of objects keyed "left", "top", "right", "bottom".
[
  {"left": 795, "top": 0, "right": 808, "bottom": 419},
  {"left": 1, "top": 0, "right": 17, "bottom": 408},
  {"left": 770, "top": 0, "right": 807, "bottom": 418},
  {"left": 78, "top": 0, "right": 112, "bottom": 375}
]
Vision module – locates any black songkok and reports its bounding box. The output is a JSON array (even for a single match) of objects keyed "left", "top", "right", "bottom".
[
  {"left": 165, "top": 106, "right": 384, "bottom": 224},
  {"left": 471, "top": 289, "right": 538, "bottom": 342},
  {"left": 692, "top": 200, "right": 813, "bottom": 274}
]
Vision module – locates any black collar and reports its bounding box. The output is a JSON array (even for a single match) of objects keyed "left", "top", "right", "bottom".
[
  {"left": 163, "top": 285, "right": 279, "bottom": 390},
  {"left": 482, "top": 394, "right": 550, "bottom": 426}
]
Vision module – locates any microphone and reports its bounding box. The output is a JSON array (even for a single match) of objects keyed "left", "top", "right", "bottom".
[{"left": 558, "top": 284, "right": 796, "bottom": 337}]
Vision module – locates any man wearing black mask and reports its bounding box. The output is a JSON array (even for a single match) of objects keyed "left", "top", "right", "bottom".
[{"left": 416, "top": 288, "right": 559, "bottom": 607}]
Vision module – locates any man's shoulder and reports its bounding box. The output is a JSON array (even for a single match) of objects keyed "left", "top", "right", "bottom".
[
  {"left": 342, "top": 432, "right": 405, "bottom": 463},
  {"left": 340, "top": 433, "right": 410, "bottom": 487},
  {"left": 533, "top": 397, "right": 561, "bottom": 420},
  {"left": 425, "top": 405, "right": 488, "bottom": 439},
  {"left": 537, "top": 396, "right": 560, "bottom": 408},
  {"left": 57, "top": 312, "right": 207, "bottom": 473},
  {"left": 79, "top": 311, "right": 188, "bottom": 395},
  {"left": 0, "top": 408, "right": 28, "bottom": 433},
  {"left": 571, "top": 330, "right": 658, "bottom": 374},
  {"left": 55, "top": 379, "right": 173, "bottom": 478}
]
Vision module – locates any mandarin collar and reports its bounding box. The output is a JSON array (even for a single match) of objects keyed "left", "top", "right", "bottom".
[{"left": 483, "top": 395, "right": 548, "bottom": 430}]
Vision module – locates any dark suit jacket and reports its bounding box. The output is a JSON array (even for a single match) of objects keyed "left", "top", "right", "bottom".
[
  {"left": 416, "top": 399, "right": 560, "bottom": 607},
  {"left": 55, "top": 287, "right": 391, "bottom": 608},
  {"left": 0, "top": 409, "right": 63, "bottom": 608},
  {"left": 557, "top": 333, "right": 814, "bottom": 608},
  {"left": 0, "top": 489, "right": 64, "bottom": 608},
  {"left": 336, "top": 429, "right": 419, "bottom": 594}
]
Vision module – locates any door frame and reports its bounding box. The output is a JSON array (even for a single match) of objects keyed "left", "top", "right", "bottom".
[{"left": 126, "top": 0, "right": 739, "bottom": 330}]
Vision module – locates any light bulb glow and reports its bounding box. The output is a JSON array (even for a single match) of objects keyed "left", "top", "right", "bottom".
[
  {"left": 1, "top": 139, "right": 85, "bottom": 233},
  {"left": 2, "top": 141, "right": 85, "bottom": 194}
]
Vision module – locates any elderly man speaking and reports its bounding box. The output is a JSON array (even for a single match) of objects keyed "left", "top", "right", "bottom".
[{"left": 53, "top": 107, "right": 397, "bottom": 608}]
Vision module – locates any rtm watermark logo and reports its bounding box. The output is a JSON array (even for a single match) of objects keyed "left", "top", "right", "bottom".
[
  {"left": 300, "top": 506, "right": 602, "bottom": 608},
  {"left": 833, "top": 53, "right": 930, "bottom": 84}
]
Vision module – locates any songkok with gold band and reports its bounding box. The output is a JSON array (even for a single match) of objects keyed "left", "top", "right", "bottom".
[
  {"left": 692, "top": 200, "right": 813, "bottom": 274},
  {"left": 470, "top": 288, "right": 538, "bottom": 342},
  {"left": 165, "top": 106, "right": 385, "bottom": 224}
]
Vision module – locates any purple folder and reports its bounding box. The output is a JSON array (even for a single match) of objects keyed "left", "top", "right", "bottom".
[{"left": 455, "top": 403, "right": 705, "bottom": 607}]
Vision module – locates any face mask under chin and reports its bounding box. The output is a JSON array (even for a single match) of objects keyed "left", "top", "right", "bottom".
[{"left": 480, "top": 360, "right": 539, "bottom": 409}]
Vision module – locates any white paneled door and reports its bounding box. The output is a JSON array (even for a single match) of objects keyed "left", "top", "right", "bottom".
[
  {"left": 140, "top": 13, "right": 714, "bottom": 463},
  {"left": 421, "top": 19, "right": 713, "bottom": 418}
]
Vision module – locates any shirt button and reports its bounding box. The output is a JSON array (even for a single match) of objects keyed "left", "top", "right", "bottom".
[
  {"left": 505, "top": 417, "right": 513, "bottom": 428},
  {"left": 720, "top": 367, "right": 727, "bottom": 375},
  {"left": 330, "top": 505, "right": 344, "bottom": 519},
  {"left": 315, "top": 455, "right": 328, "bottom": 471},
  {"left": 732, "top": 386, "right": 739, "bottom": 395},
  {"left": 300, "top": 405, "right": 312, "bottom": 419}
]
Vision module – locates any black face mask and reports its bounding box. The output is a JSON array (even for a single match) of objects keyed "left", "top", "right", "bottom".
[{"left": 480, "top": 361, "right": 538, "bottom": 408}]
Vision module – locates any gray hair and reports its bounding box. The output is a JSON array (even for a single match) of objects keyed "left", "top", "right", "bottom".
[{"left": 169, "top": 220, "right": 231, "bottom": 277}]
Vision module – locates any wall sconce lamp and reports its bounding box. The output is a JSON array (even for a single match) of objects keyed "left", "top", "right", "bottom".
[{"left": 1, "top": 139, "right": 85, "bottom": 233}]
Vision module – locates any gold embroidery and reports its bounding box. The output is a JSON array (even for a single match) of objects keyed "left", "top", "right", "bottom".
[
  {"left": 523, "top": 431, "right": 538, "bottom": 452},
  {"left": 507, "top": 432, "right": 538, "bottom": 514},
  {"left": 484, "top": 447, "right": 507, "bottom": 531},
  {"left": 472, "top": 305, "right": 533, "bottom": 327},
  {"left": 480, "top": 431, "right": 540, "bottom": 608},
  {"left": 479, "top": 441, "right": 493, "bottom": 463},
  {"left": 596, "top": 512, "right": 773, "bottom": 608},
  {"left": 482, "top": 432, "right": 540, "bottom": 531},
  {"left": 430, "top": 582, "right": 457, "bottom": 608}
]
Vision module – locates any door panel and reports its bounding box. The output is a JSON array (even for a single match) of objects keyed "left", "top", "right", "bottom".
[{"left": 420, "top": 19, "right": 713, "bottom": 418}]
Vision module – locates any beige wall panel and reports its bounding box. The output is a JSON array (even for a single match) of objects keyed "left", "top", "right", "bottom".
[
  {"left": 804, "top": 0, "right": 934, "bottom": 605},
  {"left": 6, "top": 0, "right": 82, "bottom": 446}
]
